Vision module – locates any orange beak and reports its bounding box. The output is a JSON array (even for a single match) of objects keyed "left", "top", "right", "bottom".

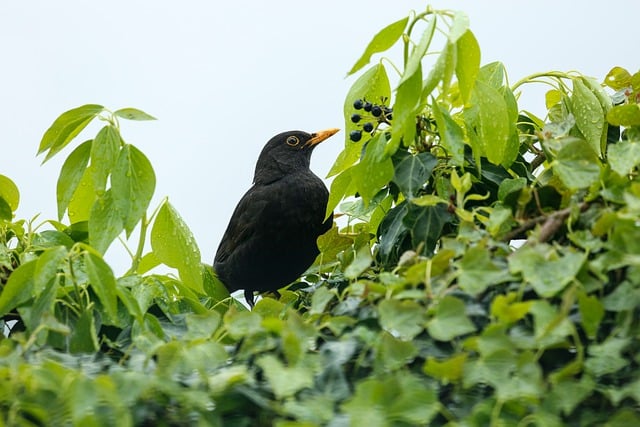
[{"left": 305, "top": 128, "right": 340, "bottom": 147}]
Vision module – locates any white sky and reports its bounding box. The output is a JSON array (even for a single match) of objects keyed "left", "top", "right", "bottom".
[{"left": 2, "top": 0, "right": 639, "bottom": 274}]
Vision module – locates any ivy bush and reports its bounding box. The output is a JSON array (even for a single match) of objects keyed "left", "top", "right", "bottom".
[{"left": 2, "top": 5, "right": 640, "bottom": 426}]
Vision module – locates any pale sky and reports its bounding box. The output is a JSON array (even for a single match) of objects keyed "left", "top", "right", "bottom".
[{"left": 2, "top": 0, "right": 638, "bottom": 274}]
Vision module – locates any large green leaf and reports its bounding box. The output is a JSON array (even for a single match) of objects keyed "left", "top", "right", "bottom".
[
  {"left": 400, "top": 15, "right": 436, "bottom": 85},
  {"left": 111, "top": 144, "right": 156, "bottom": 235},
  {"left": 464, "top": 80, "right": 512, "bottom": 166},
  {"left": 572, "top": 77, "right": 606, "bottom": 157},
  {"left": 67, "top": 165, "right": 97, "bottom": 223},
  {"left": 455, "top": 30, "right": 481, "bottom": 105},
  {"left": 84, "top": 251, "right": 118, "bottom": 322},
  {"left": 91, "top": 125, "right": 120, "bottom": 194},
  {"left": 352, "top": 134, "right": 394, "bottom": 205},
  {"left": 56, "top": 139, "right": 92, "bottom": 220},
  {"left": 426, "top": 295, "right": 476, "bottom": 341},
  {"left": 378, "top": 299, "right": 424, "bottom": 340},
  {"left": 39, "top": 104, "right": 104, "bottom": 162},
  {"left": 432, "top": 101, "right": 465, "bottom": 166},
  {"left": 0, "top": 259, "right": 37, "bottom": 316},
  {"left": 392, "top": 151, "right": 438, "bottom": 198},
  {"left": 404, "top": 203, "right": 450, "bottom": 256},
  {"left": 607, "top": 139, "right": 640, "bottom": 176},
  {"left": 551, "top": 138, "right": 601, "bottom": 190},
  {"left": 347, "top": 16, "right": 408, "bottom": 76},
  {"left": 330, "top": 64, "right": 391, "bottom": 177},
  {"left": 607, "top": 104, "right": 640, "bottom": 126},
  {"left": 326, "top": 167, "right": 355, "bottom": 219},
  {"left": 389, "top": 63, "right": 422, "bottom": 155},
  {"left": 0, "top": 174, "right": 19, "bottom": 212},
  {"left": 422, "top": 41, "right": 456, "bottom": 99},
  {"left": 457, "top": 245, "right": 511, "bottom": 295},
  {"left": 34, "top": 246, "right": 68, "bottom": 292},
  {"left": 89, "top": 190, "right": 124, "bottom": 254},
  {"left": 151, "top": 201, "right": 203, "bottom": 293}
]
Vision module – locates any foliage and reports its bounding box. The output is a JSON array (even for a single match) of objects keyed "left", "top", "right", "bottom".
[{"left": 2, "top": 4, "right": 640, "bottom": 426}]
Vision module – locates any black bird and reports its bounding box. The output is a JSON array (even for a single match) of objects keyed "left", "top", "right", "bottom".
[{"left": 214, "top": 128, "right": 339, "bottom": 307}]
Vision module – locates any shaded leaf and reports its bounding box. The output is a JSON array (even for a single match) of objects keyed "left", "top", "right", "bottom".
[
  {"left": 84, "top": 251, "right": 118, "bottom": 322},
  {"left": 432, "top": 101, "right": 464, "bottom": 166},
  {"left": 378, "top": 299, "right": 424, "bottom": 340},
  {"left": 0, "top": 260, "right": 37, "bottom": 316},
  {"left": 427, "top": 295, "right": 476, "bottom": 341},
  {"left": 392, "top": 151, "right": 438, "bottom": 198}
]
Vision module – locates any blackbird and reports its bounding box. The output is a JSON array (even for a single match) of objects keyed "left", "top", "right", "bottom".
[{"left": 214, "top": 128, "right": 339, "bottom": 307}]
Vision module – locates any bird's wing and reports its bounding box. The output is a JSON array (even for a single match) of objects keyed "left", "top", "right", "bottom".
[{"left": 214, "top": 185, "right": 270, "bottom": 264}]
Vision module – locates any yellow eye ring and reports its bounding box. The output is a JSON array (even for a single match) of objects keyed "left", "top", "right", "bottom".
[{"left": 286, "top": 136, "right": 300, "bottom": 146}]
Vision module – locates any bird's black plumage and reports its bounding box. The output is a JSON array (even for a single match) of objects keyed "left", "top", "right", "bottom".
[{"left": 214, "top": 128, "right": 339, "bottom": 307}]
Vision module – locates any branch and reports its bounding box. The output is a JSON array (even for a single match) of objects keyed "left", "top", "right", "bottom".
[{"left": 503, "top": 202, "right": 588, "bottom": 243}]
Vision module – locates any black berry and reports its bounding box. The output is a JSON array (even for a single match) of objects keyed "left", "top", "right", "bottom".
[
  {"left": 364, "top": 102, "right": 373, "bottom": 112},
  {"left": 371, "top": 105, "right": 382, "bottom": 117},
  {"left": 353, "top": 99, "right": 364, "bottom": 110},
  {"left": 351, "top": 113, "right": 361, "bottom": 123},
  {"left": 363, "top": 122, "right": 374, "bottom": 133},
  {"left": 350, "top": 130, "right": 362, "bottom": 142},
  {"left": 386, "top": 112, "right": 393, "bottom": 121}
]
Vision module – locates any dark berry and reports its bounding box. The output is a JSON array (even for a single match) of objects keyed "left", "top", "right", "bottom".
[
  {"left": 351, "top": 113, "right": 361, "bottom": 123},
  {"left": 353, "top": 99, "right": 364, "bottom": 110},
  {"left": 386, "top": 112, "right": 393, "bottom": 121},
  {"left": 371, "top": 105, "right": 382, "bottom": 117},
  {"left": 350, "top": 130, "right": 362, "bottom": 142},
  {"left": 364, "top": 102, "right": 373, "bottom": 112},
  {"left": 363, "top": 122, "right": 374, "bottom": 133}
]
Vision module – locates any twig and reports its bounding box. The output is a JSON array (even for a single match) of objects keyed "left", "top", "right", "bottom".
[{"left": 503, "top": 202, "right": 588, "bottom": 243}]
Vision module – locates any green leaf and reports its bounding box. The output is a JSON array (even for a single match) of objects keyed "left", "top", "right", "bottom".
[
  {"left": 91, "top": 125, "right": 120, "bottom": 194},
  {"left": 604, "top": 66, "right": 632, "bottom": 90},
  {"left": 427, "top": 295, "right": 476, "bottom": 341},
  {"left": 309, "top": 286, "right": 335, "bottom": 315},
  {"left": 577, "top": 291, "right": 604, "bottom": 339},
  {"left": 400, "top": 15, "right": 436, "bottom": 85},
  {"left": 465, "top": 80, "right": 512, "bottom": 166},
  {"left": 347, "top": 16, "right": 408, "bottom": 76},
  {"left": 455, "top": 30, "right": 480, "bottom": 105},
  {"left": 490, "top": 293, "right": 532, "bottom": 324},
  {"left": 424, "top": 353, "right": 468, "bottom": 383},
  {"left": 602, "top": 281, "right": 640, "bottom": 312},
  {"left": 375, "top": 331, "right": 418, "bottom": 371},
  {"left": 56, "top": 139, "right": 92, "bottom": 220},
  {"left": 551, "top": 138, "right": 601, "bottom": 190},
  {"left": 422, "top": 41, "right": 456, "bottom": 98},
  {"left": 572, "top": 77, "right": 606, "bottom": 156},
  {"left": 89, "top": 190, "right": 124, "bottom": 254},
  {"left": 392, "top": 151, "right": 438, "bottom": 198},
  {"left": 184, "top": 311, "right": 222, "bottom": 340},
  {"left": 389, "top": 63, "right": 422, "bottom": 155},
  {"left": 114, "top": 108, "right": 157, "bottom": 121},
  {"left": 0, "top": 198, "right": 10, "bottom": 221},
  {"left": 69, "top": 309, "right": 99, "bottom": 353},
  {"left": 326, "top": 168, "right": 354, "bottom": 219},
  {"left": 404, "top": 203, "right": 450, "bottom": 256},
  {"left": 67, "top": 164, "right": 97, "bottom": 223},
  {"left": 457, "top": 245, "right": 511, "bottom": 295},
  {"left": 34, "top": 246, "right": 68, "bottom": 292},
  {"left": 0, "top": 259, "right": 37, "bottom": 316},
  {"left": 111, "top": 144, "right": 156, "bottom": 235},
  {"left": 584, "top": 337, "right": 629, "bottom": 376},
  {"left": 84, "top": 251, "right": 118, "bottom": 322},
  {"left": 477, "top": 61, "right": 505, "bottom": 88},
  {"left": 39, "top": 104, "right": 104, "bottom": 162},
  {"left": 352, "top": 134, "right": 394, "bottom": 205},
  {"left": 344, "top": 245, "right": 373, "bottom": 280},
  {"left": 378, "top": 299, "right": 424, "bottom": 340},
  {"left": 432, "top": 101, "right": 464, "bottom": 166},
  {"left": 509, "top": 245, "right": 586, "bottom": 297},
  {"left": 151, "top": 201, "right": 203, "bottom": 293},
  {"left": 607, "top": 104, "right": 640, "bottom": 126},
  {"left": 256, "top": 354, "right": 314, "bottom": 399},
  {"left": 0, "top": 174, "right": 19, "bottom": 212},
  {"left": 331, "top": 64, "right": 391, "bottom": 177}
]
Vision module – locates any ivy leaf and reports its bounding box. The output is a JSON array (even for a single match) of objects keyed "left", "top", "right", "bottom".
[
  {"left": 347, "top": 16, "right": 408, "bottom": 76},
  {"left": 400, "top": 15, "right": 436, "bottom": 86},
  {"left": 404, "top": 203, "right": 450, "bottom": 256},
  {"left": 427, "top": 295, "right": 476, "bottom": 341},
  {"left": 39, "top": 104, "right": 104, "bottom": 162},
  {"left": 326, "top": 167, "right": 355, "bottom": 219},
  {"left": 572, "top": 77, "right": 606, "bottom": 157},
  {"left": 378, "top": 299, "right": 424, "bottom": 340},
  {"left": 0, "top": 174, "right": 19, "bottom": 212},
  {"left": 90, "top": 125, "right": 120, "bottom": 194},
  {"left": 111, "top": 144, "right": 156, "bottom": 235},
  {"left": 455, "top": 30, "right": 481, "bottom": 106},
  {"left": 392, "top": 151, "right": 438, "bottom": 198},
  {"left": 56, "top": 140, "right": 92, "bottom": 220},
  {"left": 0, "top": 260, "right": 37, "bottom": 316},
  {"left": 606, "top": 104, "right": 640, "bottom": 127},
  {"left": 432, "top": 101, "right": 465, "bottom": 166},
  {"left": 584, "top": 337, "right": 629, "bottom": 376},
  {"left": 464, "top": 80, "right": 512, "bottom": 167},
  {"left": 509, "top": 245, "right": 586, "bottom": 297},
  {"left": 457, "top": 245, "right": 511, "bottom": 295},
  {"left": 114, "top": 108, "right": 157, "bottom": 121},
  {"left": 84, "top": 251, "right": 118, "bottom": 322},
  {"left": 389, "top": 63, "right": 422, "bottom": 156},
  {"left": 577, "top": 291, "right": 604, "bottom": 339},
  {"left": 551, "top": 138, "right": 601, "bottom": 190},
  {"left": 423, "top": 353, "right": 467, "bottom": 383},
  {"left": 89, "top": 190, "right": 124, "bottom": 254},
  {"left": 375, "top": 331, "right": 418, "bottom": 371},
  {"left": 331, "top": 64, "right": 390, "bottom": 177},
  {"left": 352, "top": 134, "right": 394, "bottom": 205},
  {"left": 256, "top": 354, "right": 314, "bottom": 399},
  {"left": 151, "top": 201, "right": 203, "bottom": 293}
]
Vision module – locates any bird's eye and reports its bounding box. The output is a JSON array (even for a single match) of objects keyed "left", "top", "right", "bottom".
[{"left": 286, "top": 136, "right": 300, "bottom": 146}]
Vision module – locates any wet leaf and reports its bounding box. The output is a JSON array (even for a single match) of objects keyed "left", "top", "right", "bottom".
[{"left": 347, "top": 16, "right": 408, "bottom": 76}]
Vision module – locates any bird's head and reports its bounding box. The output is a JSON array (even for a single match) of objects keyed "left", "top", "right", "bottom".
[{"left": 254, "top": 128, "right": 339, "bottom": 184}]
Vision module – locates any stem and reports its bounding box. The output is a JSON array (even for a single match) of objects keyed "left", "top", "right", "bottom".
[
  {"left": 510, "top": 71, "right": 577, "bottom": 93},
  {"left": 127, "top": 213, "right": 149, "bottom": 275}
]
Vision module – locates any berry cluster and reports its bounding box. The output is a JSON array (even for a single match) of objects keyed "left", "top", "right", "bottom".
[{"left": 349, "top": 98, "right": 393, "bottom": 142}]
